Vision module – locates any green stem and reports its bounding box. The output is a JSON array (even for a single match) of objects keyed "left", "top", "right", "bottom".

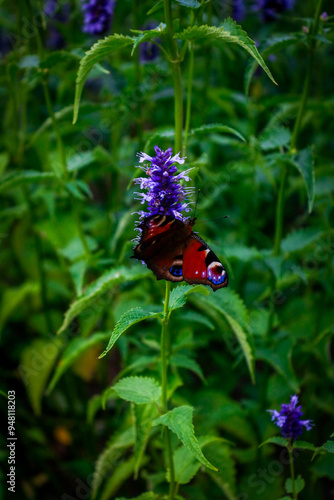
[
  {"left": 42, "top": 78, "right": 68, "bottom": 178},
  {"left": 164, "top": 0, "right": 183, "bottom": 152},
  {"left": 132, "top": 0, "right": 144, "bottom": 150},
  {"left": 273, "top": 165, "right": 287, "bottom": 256},
  {"left": 183, "top": 42, "right": 194, "bottom": 156},
  {"left": 274, "top": 0, "right": 322, "bottom": 255},
  {"left": 288, "top": 442, "right": 297, "bottom": 500},
  {"left": 161, "top": 281, "right": 175, "bottom": 499}
]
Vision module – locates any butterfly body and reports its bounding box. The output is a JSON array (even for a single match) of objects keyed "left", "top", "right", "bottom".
[{"left": 132, "top": 214, "right": 228, "bottom": 292}]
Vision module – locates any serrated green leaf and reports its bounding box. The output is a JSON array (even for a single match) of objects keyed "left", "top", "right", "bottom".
[
  {"left": 113, "top": 376, "right": 161, "bottom": 404},
  {"left": 131, "top": 24, "right": 166, "bottom": 55},
  {"left": 171, "top": 354, "right": 205, "bottom": 381},
  {"left": 169, "top": 284, "right": 209, "bottom": 312},
  {"left": 245, "top": 34, "right": 298, "bottom": 93},
  {"left": 99, "top": 307, "right": 162, "bottom": 358},
  {"left": 58, "top": 267, "right": 151, "bottom": 335},
  {"left": 170, "top": 436, "right": 223, "bottom": 485},
  {"left": 281, "top": 227, "right": 323, "bottom": 254},
  {"left": 73, "top": 35, "right": 134, "bottom": 123},
  {"left": 175, "top": 21, "right": 276, "bottom": 86},
  {"left": 285, "top": 475, "right": 305, "bottom": 494},
  {"left": 190, "top": 123, "right": 246, "bottom": 142},
  {"left": 153, "top": 405, "right": 217, "bottom": 471},
  {"left": 46, "top": 332, "right": 110, "bottom": 394},
  {"left": 0, "top": 171, "right": 56, "bottom": 193},
  {"left": 259, "top": 436, "right": 288, "bottom": 448}
]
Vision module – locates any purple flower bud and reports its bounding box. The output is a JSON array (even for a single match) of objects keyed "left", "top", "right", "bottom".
[
  {"left": 267, "top": 395, "right": 314, "bottom": 441},
  {"left": 133, "top": 146, "right": 194, "bottom": 233},
  {"left": 256, "top": 0, "right": 295, "bottom": 22},
  {"left": 81, "top": 0, "right": 116, "bottom": 35}
]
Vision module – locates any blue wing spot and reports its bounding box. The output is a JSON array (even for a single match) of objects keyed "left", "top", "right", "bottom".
[
  {"left": 208, "top": 269, "right": 227, "bottom": 285},
  {"left": 169, "top": 265, "right": 183, "bottom": 277}
]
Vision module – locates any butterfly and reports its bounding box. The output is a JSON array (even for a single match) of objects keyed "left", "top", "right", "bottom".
[{"left": 132, "top": 214, "right": 228, "bottom": 291}]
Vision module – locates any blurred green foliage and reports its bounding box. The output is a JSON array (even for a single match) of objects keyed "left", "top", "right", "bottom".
[{"left": 0, "top": 0, "right": 334, "bottom": 499}]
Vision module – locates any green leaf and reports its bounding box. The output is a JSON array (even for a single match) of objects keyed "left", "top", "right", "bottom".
[
  {"left": 46, "top": 332, "right": 110, "bottom": 394},
  {"left": 116, "top": 494, "right": 158, "bottom": 500},
  {"left": 153, "top": 405, "right": 218, "bottom": 471},
  {"left": 69, "top": 259, "right": 86, "bottom": 297},
  {"left": 292, "top": 147, "right": 315, "bottom": 213},
  {"left": 169, "top": 284, "right": 209, "bottom": 312},
  {"left": 170, "top": 436, "right": 223, "bottom": 485},
  {"left": 245, "top": 34, "right": 298, "bottom": 93},
  {"left": 285, "top": 475, "right": 305, "bottom": 494},
  {"left": 281, "top": 228, "right": 323, "bottom": 254},
  {"left": 0, "top": 282, "right": 39, "bottom": 333},
  {"left": 99, "top": 307, "right": 162, "bottom": 358},
  {"left": 0, "top": 152, "right": 9, "bottom": 178},
  {"left": 19, "top": 339, "right": 60, "bottom": 415},
  {"left": 58, "top": 267, "right": 151, "bottom": 334},
  {"left": 256, "top": 338, "right": 299, "bottom": 392},
  {"left": 190, "top": 123, "right": 246, "bottom": 142},
  {"left": 113, "top": 376, "right": 161, "bottom": 404},
  {"left": 91, "top": 428, "right": 135, "bottom": 499},
  {"left": 321, "top": 441, "right": 334, "bottom": 454},
  {"left": 73, "top": 35, "right": 134, "bottom": 123},
  {"left": 204, "top": 442, "right": 236, "bottom": 498},
  {"left": 293, "top": 440, "right": 318, "bottom": 451},
  {"left": 0, "top": 171, "right": 56, "bottom": 193},
  {"left": 259, "top": 436, "right": 288, "bottom": 448},
  {"left": 175, "top": 21, "right": 276, "bottom": 85},
  {"left": 171, "top": 354, "right": 205, "bottom": 381},
  {"left": 195, "top": 291, "right": 254, "bottom": 382},
  {"left": 131, "top": 24, "right": 166, "bottom": 55},
  {"left": 132, "top": 403, "right": 157, "bottom": 478},
  {"left": 174, "top": 0, "right": 201, "bottom": 8},
  {"left": 259, "top": 125, "right": 291, "bottom": 151}
]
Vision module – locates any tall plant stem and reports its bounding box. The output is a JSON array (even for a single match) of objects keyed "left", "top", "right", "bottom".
[
  {"left": 164, "top": 0, "right": 183, "bottom": 152},
  {"left": 183, "top": 43, "right": 194, "bottom": 156},
  {"left": 288, "top": 442, "right": 297, "bottom": 500},
  {"left": 273, "top": 0, "right": 323, "bottom": 255},
  {"left": 161, "top": 281, "right": 175, "bottom": 499}
]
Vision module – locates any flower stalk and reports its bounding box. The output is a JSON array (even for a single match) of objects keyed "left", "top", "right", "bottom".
[
  {"left": 161, "top": 281, "right": 175, "bottom": 499},
  {"left": 288, "top": 441, "right": 298, "bottom": 500}
]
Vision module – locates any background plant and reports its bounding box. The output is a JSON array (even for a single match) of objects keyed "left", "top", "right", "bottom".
[{"left": 0, "top": 0, "right": 334, "bottom": 499}]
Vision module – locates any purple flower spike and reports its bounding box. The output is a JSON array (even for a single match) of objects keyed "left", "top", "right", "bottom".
[
  {"left": 232, "top": 0, "right": 246, "bottom": 22},
  {"left": 133, "top": 146, "right": 194, "bottom": 227},
  {"left": 81, "top": 0, "right": 116, "bottom": 35},
  {"left": 256, "top": 0, "right": 295, "bottom": 22},
  {"left": 267, "top": 395, "right": 314, "bottom": 441}
]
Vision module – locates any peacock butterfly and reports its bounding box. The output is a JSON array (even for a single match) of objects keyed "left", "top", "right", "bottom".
[{"left": 132, "top": 214, "right": 228, "bottom": 292}]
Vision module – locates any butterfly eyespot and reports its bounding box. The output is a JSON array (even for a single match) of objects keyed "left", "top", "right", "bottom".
[{"left": 169, "top": 265, "right": 183, "bottom": 277}]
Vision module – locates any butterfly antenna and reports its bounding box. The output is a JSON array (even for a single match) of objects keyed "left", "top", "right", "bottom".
[
  {"left": 193, "top": 189, "right": 200, "bottom": 219},
  {"left": 197, "top": 215, "right": 229, "bottom": 224}
]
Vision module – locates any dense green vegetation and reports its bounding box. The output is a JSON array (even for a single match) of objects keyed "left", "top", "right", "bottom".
[{"left": 1, "top": 0, "right": 333, "bottom": 499}]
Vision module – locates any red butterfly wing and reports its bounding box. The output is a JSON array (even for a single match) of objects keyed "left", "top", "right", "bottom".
[
  {"left": 182, "top": 233, "right": 228, "bottom": 291},
  {"left": 132, "top": 215, "right": 191, "bottom": 283}
]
